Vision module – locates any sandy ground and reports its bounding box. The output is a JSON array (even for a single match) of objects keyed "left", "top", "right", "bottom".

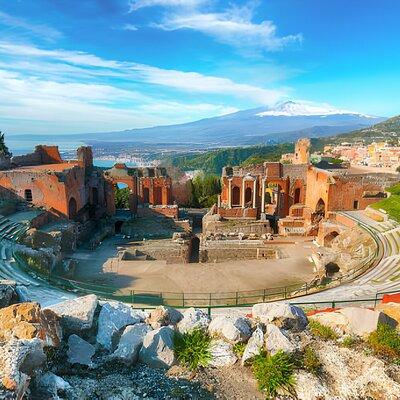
[{"left": 73, "top": 237, "right": 316, "bottom": 293}]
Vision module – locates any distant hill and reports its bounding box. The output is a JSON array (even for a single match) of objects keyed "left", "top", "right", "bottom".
[{"left": 334, "top": 115, "right": 400, "bottom": 143}]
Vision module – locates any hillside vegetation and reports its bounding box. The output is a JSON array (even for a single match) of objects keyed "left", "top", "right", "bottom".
[{"left": 370, "top": 183, "right": 400, "bottom": 222}]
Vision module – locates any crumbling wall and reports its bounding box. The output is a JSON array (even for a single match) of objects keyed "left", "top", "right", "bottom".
[
  {"left": 199, "top": 245, "right": 279, "bottom": 263},
  {"left": 11, "top": 145, "right": 62, "bottom": 167}
]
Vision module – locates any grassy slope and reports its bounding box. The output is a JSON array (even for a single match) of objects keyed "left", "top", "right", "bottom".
[{"left": 370, "top": 184, "right": 400, "bottom": 222}]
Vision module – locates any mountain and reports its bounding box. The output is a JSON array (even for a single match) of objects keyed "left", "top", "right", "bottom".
[{"left": 80, "top": 101, "right": 383, "bottom": 146}]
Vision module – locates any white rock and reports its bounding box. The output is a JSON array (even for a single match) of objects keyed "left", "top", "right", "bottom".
[
  {"left": 309, "top": 307, "right": 398, "bottom": 337},
  {"left": 208, "top": 315, "right": 252, "bottom": 343},
  {"left": 146, "top": 306, "right": 183, "bottom": 329},
  {"left": 112, "top": 323, "right": 152, "bottom": 365},
  {"left": 242, "top": 325, "right": 264, "bottom": 365},
  {"left": 139, "top": 326, "right": 176, "bottom": 369},
  {"left": 96, "top": 301, "right": 144, "bottom": 350},
  {"left": 177, "top": 308, "right": 210, "bottom": 334},
  {"left": 0, "top": 338, "right": 46, "bottom": 399},
  {"left": 265, "top": 324, "right": 295, "bottom": 355},
  {"left": 209, "top": 339, "right": 237, "bottom": 367},
  {"left": 47, "top": 294, "right": 98, "bottom": 332},
  {"left": 252, "top": 302, "right": 308, "bottom": 331},
  {"left": 67, "top": 334, "right": 95, "bottom": 366},
  {"left": 35, "top": 372, "right": 71, "bottom": 400}
]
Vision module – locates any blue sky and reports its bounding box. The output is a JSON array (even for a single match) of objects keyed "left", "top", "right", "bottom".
[{"left": 0, "top": 0, "right": 399, "bottom": 134}]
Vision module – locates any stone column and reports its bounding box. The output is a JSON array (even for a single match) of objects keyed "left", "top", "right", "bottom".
[
  {"left": 228, "top": 179, "right": 232, "bottom": 209},
  {"left": 252, "top": 178, "right": 257, "bottom": 208},
  {"left": 241, "top": 179, "right": 245, "bottom": 208},
  {"left": 261, "top": 178, "right": 266, "bottom": 212}
]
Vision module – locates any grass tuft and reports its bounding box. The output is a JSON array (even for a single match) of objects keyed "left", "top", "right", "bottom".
[
  {"left": 301, "top": 346, "right": 322, "bottom": 374},
  {"left": 233, "top": 342, "right": 246, "bottom": 358},
  {"left": 367, "top": 323, "right": 400, "bottom": 360},
  {"left": 252, "top": 350, "right": 296, "bottom": 399},
  {"left": 308, "top": 320, "right": 338, "bottom": 340},
  {"left": 174, "top": 329, "right": 212, "bottom": 371}
]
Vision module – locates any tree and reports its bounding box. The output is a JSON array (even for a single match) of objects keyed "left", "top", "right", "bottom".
[
  {"left": 115, "top": 187, "right": 130, "bottom": 209},
  {"left": 0, "top": 131, "right": 11, "bottom": 157}
]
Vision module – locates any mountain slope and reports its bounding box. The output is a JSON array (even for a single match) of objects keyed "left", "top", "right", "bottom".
[{"left": 81, "top": 101, "right": 383, "bottom": 146}]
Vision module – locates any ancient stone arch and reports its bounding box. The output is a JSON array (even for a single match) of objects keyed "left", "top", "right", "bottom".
[{"left": 324, "top": 231, "right": 339, "bottom": 247}]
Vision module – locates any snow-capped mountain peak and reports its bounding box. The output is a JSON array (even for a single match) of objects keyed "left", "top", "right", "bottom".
[{"left": 256, "top": 100, "right": 374, "bottom": 118}]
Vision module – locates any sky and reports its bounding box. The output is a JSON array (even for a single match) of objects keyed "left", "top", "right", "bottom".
[{"left": 0, "top": 0, "right": 399, "bottom": 135}]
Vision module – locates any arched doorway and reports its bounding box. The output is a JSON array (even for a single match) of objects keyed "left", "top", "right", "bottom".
[
  {"left": 153, "top": 186, "right": 162, "bottom": 205},
  {"left": 232, "top": 186, "right": 240, "bottom": 206},
  {"left": 315, "top": 198, "right": 326, "bottom": 216},
  {"left": 325, "top": 262, "right": 340, "bottom": 278},
  {"left": 190, "top": 237, "right": 200, "bottom": 263},
  {"left": 115, "top": 182, "right": 129, "bottom": 209},
  {"left": 324, "top": 231, "right": 339, "bottom": 247},
  {"left": 294, "top": 188, "right": 301, "bottom": 204},
  {"left": 68, "top": 197, "right": 77, "bottom": 219},
  {"left": 142, "top": 187, "right": 150, "bottom": 204},
  {"left": 265, "top": 192, "right": 272, "bottom": 205},
  {"left": 245, "top": 187, "right": 252, "bottom": 204},
  {"left": 115, "top": 220, "right": 124, "bottom": 234}
]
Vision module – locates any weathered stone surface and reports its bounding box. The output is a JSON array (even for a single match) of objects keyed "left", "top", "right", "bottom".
[
  {"left": 0, "top": 302, "right": 61, "bottom": 346},
  {"left": 47, "top": 294, "right": 98, "bottom": 332},
  {"left": 265, "top": 324, "right": 295, "bottom": 355},
  {"left": 209, "top": 339, "right": 237, "bottom": 367},
  {"left": 376, "top": 302, "right": 400, "bottom": 326},
  {"left": 0, "top": 280, "right": 17, "bottom": 308},
  {"left": 177, "top": 308, "right": 210, "bottom": 334},
  {"left": 242, "top": 325, "right": 264, "bottom": 365},
  {"left": 139, "top": 326, "right": 176, "bottom": 369},
  {"left": 112, "top": 323, "right": 152, "bottom": 365},
  {"left": 252, "top": 302, "right": 308, "bottom": 331},
  {"left": 310, "top": 307, "right": 397, "bottom": 337},
  {"left": 96, "top": 301, "right": 144, "bottom": 350},
  {"left": 0, "top": 338, "right": 46, "bottom": 398},
  {"left": 208, "top": 315, "right": 252, "bottom": 343},
  {"left": 34, "top": 372, "right": 71, "bottom": 400},
  {"left": 67, "top": 334, "right": 95, "bottom": 366},
  {"left": 146, "top": 306, "right": 183, "bottom": 329},
  {"left": 295, "top": 371, "right": 330, "bottom": 400}
]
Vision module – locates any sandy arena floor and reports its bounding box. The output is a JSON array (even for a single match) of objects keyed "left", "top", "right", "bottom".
[{"left": 72, "top": 236, "right": 316, "bottom": 293}]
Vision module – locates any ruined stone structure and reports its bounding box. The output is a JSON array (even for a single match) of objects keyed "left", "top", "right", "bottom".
[
  {"left": 0, "top": 145, "right": 111, "bottom": 221},
  {"left": 213, "top": 138, "right": 399, "bottom": 237}
]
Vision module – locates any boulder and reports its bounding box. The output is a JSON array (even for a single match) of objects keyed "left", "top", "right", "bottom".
[
  {"left": 309, "top": 307, "right": 397, "bottom": 337},
  {"left": 242, "top": 325, "right": 264, "bottom": 365},
  {"left": 139, "top": 326, "right": 176, "bottom": 369},
  {"left": 0, "top": 302, "right": 61, "bottom": 347},
  {"left": 0, "top": 280, "right": 18, "bottom": 308},
  {"left": 47, "top": 294, "right": 98, "bottom": 333},
  {"left": 0, "top": 338, "right": 46, "bottom": 398},
  {"left": 146, "top": 306, "right": 183, "bottom": 329},
  {"left": 112, "top": 323, "right": 152, "bottom": 365},
  {"left": 376, "top": 302, "right": 400, "bottom": 326},
  {"left": 265, "top": 324, "right": 295, "bottom": 355},
  {"left": 96, "top": 301, "right": 144, "bottom": 350},
  {"left": 67, "top": 334, "right": 95, "bottom": 366},
  {"left": 209, "top": 339, "right": 237, "bottom": 367},
  {"left": 177, "top": 308, "right": 210, "bottom": 334},
  {"left": 252, "top": 302, "right": 308, "bottom": 331},
  {"left": 208, "top": 315, "right": 252, "bottom": 343},
  {"left": 34, "top": 372, "right": 71, "bottom": 399}
]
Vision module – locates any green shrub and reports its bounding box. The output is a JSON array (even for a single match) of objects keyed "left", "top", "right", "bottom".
[
  {"left": 174, "top": 329, "right": 211, "bottom": 370},
  {"left": 233, "top": 342, "right": 246, "bottom": 358},
  {"left": 367, "top": 323, "right": 400, "bottom": 359},
  {"left": 252, "top": 350, "right": 296, "bottom": 399},
  {"left": 308, "top": 320, "right": 338, "bottom": 340},
  {"left": 301, "top": 346, "right": 321, "bottom": 374}
]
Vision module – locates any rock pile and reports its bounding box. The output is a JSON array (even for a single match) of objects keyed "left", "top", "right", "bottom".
[{"left": 1, "top": 291, "right": 400, "bottom": 399}]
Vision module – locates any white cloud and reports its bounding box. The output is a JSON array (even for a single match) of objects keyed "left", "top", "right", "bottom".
[
  {"left": 0, "top": 41, "right": 287, "bottom": 104},
  {"left": 122, "top": 23, "right": 138, "bottom": 31},
  {"left": 0, "top": 11, "right": 62, "bottom": 41},
  {"left": 129, "top": 0, "right": 206, "bottom": 11},
  {"left": 156, "top": 5, "right": 302, "bottom": 51}
]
